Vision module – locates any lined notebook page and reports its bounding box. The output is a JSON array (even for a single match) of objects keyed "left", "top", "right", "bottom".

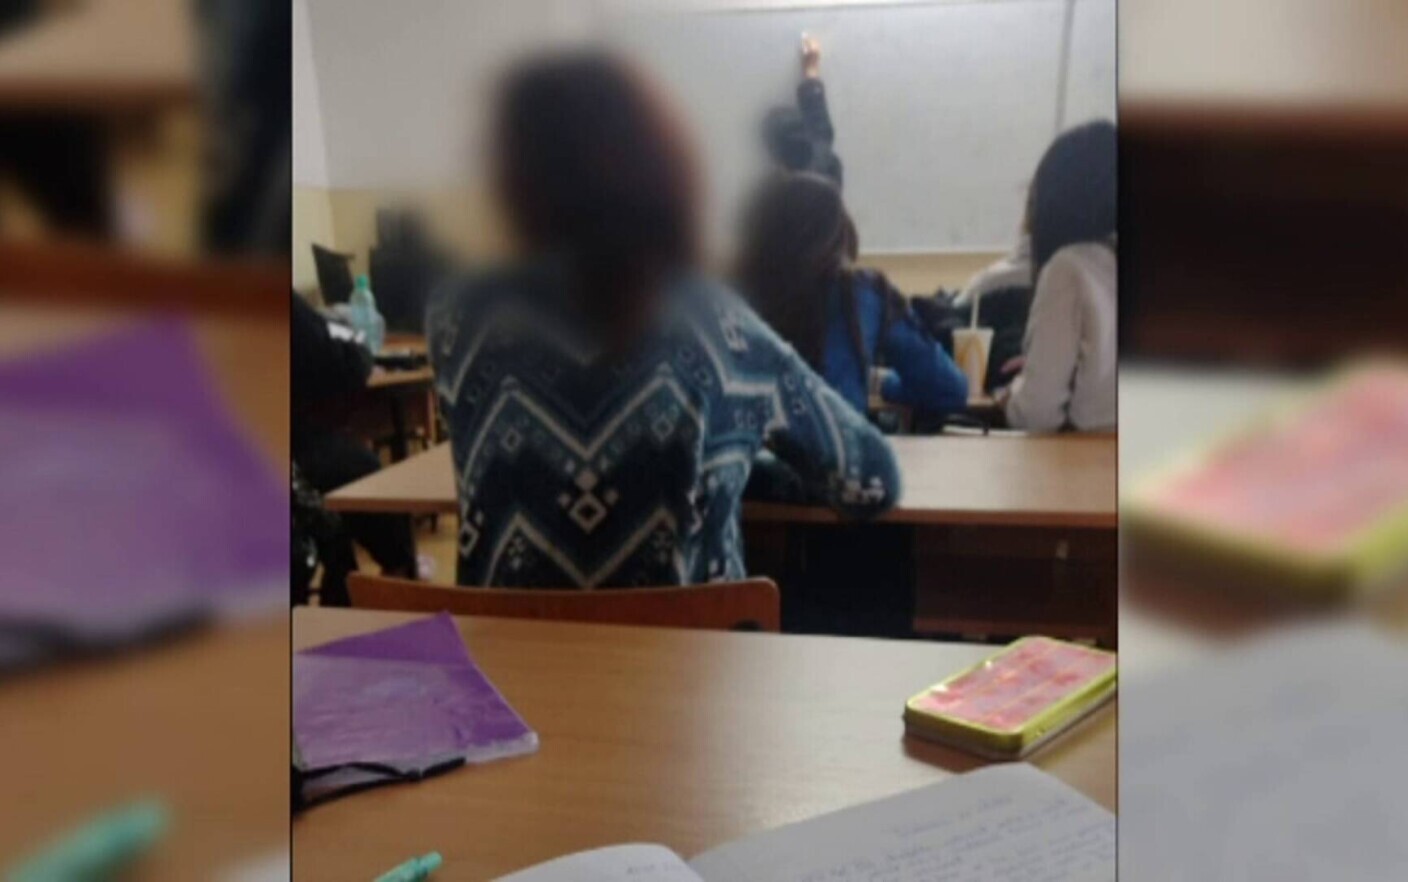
[
  {"left": 497, "top": 844, "right": 702, "bottom": 882},
  {"left": 688, "top": 765, "right": 1114, "bottom": 882}
]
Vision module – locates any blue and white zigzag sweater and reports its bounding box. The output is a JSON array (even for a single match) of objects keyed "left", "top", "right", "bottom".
[{"left": 428, "top": 265, "right": 901, "bottom": 589}]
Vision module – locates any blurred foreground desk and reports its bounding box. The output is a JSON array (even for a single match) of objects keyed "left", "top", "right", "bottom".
[
  {"left": 0, "top": 0, "right": 193, "bottom": 113},
  {"left": 0, "top": 0, "right": 194, "bottom": 237},
  {"left": 0, "top": 618, "right": 288, "bottom": 876},
  {"left": 0, "top": 289, "right": 288, "bottom": 876},
  {"left": 291, "top": 607, "right": 1116, "bottom": 881}
]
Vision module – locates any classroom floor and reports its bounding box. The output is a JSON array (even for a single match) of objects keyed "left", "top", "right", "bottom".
[
  {"left": 414, "top": 515, "right": 459, "bottom": 583},
  {"left": 351, "top": 514, "right": 459, "bottom": 584}
]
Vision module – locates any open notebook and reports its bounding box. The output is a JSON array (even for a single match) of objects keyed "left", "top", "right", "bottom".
[{"left": 499, "top": 764, "right": 1114, "bottom": 881}]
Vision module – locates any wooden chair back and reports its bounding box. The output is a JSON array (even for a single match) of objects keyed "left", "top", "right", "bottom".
[{"left": 346, "top": 574, "right": 781, "bottom": 632}]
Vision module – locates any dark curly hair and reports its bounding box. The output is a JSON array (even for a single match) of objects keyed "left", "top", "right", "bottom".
[{"left": 494, "top": 50, "right": 701, "bottom": 339}]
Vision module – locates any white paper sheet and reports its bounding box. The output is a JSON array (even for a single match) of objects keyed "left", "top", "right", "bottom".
[
  {"left": 496, "top": 844, "right": 702, "bottom": 882},
  {"left": 1122, "top": 620, "right": 1408, "bottom": 881},
  {"left": 688, "top": 764, "right": 1114, "bottom": 882}
]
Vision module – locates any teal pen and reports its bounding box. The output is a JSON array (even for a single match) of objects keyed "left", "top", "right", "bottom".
[
  {"left": 374, "top": 852, "right": 443, "bottom": 882},
  {"left": 6, "top": 800, "right": 167, "bottom": 882}
]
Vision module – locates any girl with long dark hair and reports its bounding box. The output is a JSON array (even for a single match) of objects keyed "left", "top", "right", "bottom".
[
  {"left": 736, "top": 172, "right": 967, "bottom": 417},
  {"left": 1003, "top": 120, "right": 1118, "bottom": 432}
]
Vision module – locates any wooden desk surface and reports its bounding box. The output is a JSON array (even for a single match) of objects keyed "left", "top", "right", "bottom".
[
  {"left": 0, "top": 616, "right": 289, "bottom": 877},
  {"left": 367, "top": 365, "right": 435, "bottom": 390},
  {"left": 0, "top": 302, "right": 289, "bottom": 875},
  {"left": 751, "top": 435, "right": 1115, "bottom": 527},
  {"left": 0, "top": 0, "right": 194, "bottom": 112},
  {"left": 868, "top": 393, "right": 997, "bottom": 412},
  {"left": 325, "top": 435, "right": 1118, "bottom": 528},
  {"left": 383, "top": 333, "right": 428, "bottom": 354},
  {"left": 292, "top": 609, "right": 1116, "bottom": 880}
]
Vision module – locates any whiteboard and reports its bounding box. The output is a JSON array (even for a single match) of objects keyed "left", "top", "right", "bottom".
[
  {"left": 610, "top": 0, "right": 1095, "bottom": 251},
  {"left": 302, "top": 0, "right": 1116, "bottom": 253},
  {"left": 1063, "top": 0, "right": 1117, "bottom": 129}
]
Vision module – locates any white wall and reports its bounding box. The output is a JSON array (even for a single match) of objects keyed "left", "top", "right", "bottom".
[
  {"left": 293, "top": 0, "right": 334, "bottom": 292},
  {"left": 292, "top": 0, "right": 330, "bottom": 188},
  {"left": 304, "top": 0, "right": 598, "bottom": 191}
]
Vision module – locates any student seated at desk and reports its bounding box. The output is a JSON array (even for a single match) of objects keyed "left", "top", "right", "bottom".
[
  {"left": 427, "top": 52, "right": 899, "bottom": 589},
  {"left": 293, "top": 291, "right": 418, "bottom": 603},
  {"left": 1001, "top": 121, "right": 1117, "bottom": 433},
  {"left": 736, "top": 172, "right": 968, "bottom": 418}
]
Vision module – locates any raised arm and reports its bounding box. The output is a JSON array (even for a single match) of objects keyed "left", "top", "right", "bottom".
[{"left": 796, "top": 34, "right": 834, "bottom": 146}]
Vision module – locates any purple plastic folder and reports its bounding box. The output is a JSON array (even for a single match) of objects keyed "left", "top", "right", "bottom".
[
  {"left": 294, "top": 614, "right": 538, "bottom": 799},
  {"left": 0, "top": 321, "right": 286, "bottom": 667}
]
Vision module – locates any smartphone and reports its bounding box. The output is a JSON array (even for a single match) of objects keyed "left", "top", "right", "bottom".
[{"left": 904, "top": 636, "right": 1117, "bottom": 759}]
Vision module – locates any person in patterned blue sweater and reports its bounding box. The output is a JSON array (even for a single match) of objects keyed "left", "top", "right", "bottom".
[{"left": 428, "top": 51, "right": 900, "bottom": 589}]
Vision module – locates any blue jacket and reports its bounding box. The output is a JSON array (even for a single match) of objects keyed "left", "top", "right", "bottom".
[{"left": 822, "top": 273, "right": 969, "bottom": 415}]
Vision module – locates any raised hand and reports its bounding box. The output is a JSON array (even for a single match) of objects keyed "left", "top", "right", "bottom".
[{"left": 801, "top": 32, "right": 821, "bottom": 78}]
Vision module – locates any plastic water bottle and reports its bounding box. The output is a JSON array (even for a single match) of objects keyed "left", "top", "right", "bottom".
[{"left": 348, "top": 274, "right": 385, "bottom": 354}]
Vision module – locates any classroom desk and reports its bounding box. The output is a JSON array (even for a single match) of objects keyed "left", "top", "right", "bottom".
[
  {"left": 325, "top": 435, "right": 1117, "bottom": 529},
  {"left": 322, "top": 433, "right": 1116, "bottom": 642},
  {"left": 383, "top": 332, "right": 429, "bottom": 355},
  {"left": 750, "top": 434, "right": 1115, "bottom": 528},
  {"left": 0, "top": 617, "right": 288, "bottom": 877},
  {"left": 0, "top": 299, "right": 288, "bottom": 877},
  {"left": 291, "top": 608, "right": 1117, "bottom": 881},
  {"left": 361, "top": 366, "right": 437, "bottom": 460},
  {"left": 367, "top": 365, "right": 435, "bottom": 390},
  {"left": 868, "top": 393, "right": 999, "bottom": 432},
  {"left": 0, "top": 0, "right": 194, "bottom": 113}
]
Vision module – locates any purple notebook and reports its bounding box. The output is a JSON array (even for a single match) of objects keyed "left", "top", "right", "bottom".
[
  {"left": 294, "top": 614, "right": 538, "bottom": 800},
  {"left": 0, "top": 321, "right": 286, "bottom": 665}
]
